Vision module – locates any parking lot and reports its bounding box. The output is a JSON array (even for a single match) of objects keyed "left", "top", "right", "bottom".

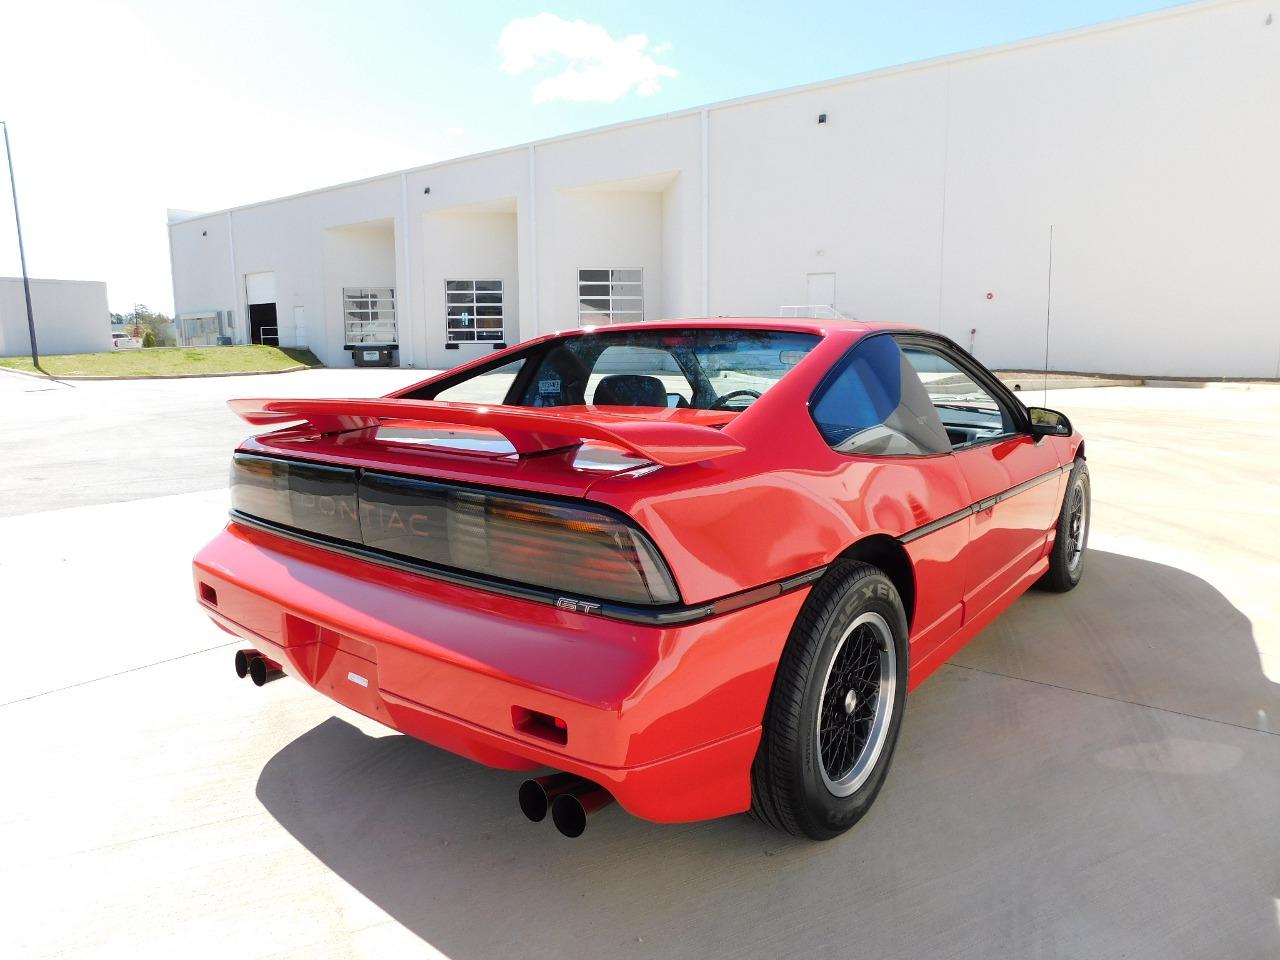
[{"left": 1, "top": 368, "right": 1277, "bottom": 960}]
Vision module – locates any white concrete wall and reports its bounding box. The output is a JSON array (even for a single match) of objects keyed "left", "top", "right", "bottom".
[
  {"left": 547, "top": 188, "right": 664, "bottom": 323},
  {"left": 402, "top": 148, "right": 529, "bottom": 367},
  {"left": 709, "top": 0, "right": 1279, "bottom": 377},
  {"left": 422, "top": 207, "right": 519, "bottom": 370},
  {"left": 0, "top": 278, "right": 111, "bottom": 357},
  {"left": 320, "top": 221, "right": 397, "bottom": 367},
  {"left": 168, "top": 0, "right": 1280, "bottom": 378},
  {"left": 169, "top": 213, "right": 236, "bottom": 332}
]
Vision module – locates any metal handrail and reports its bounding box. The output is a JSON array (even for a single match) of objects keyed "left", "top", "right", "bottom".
[{"left": 779, "top": 304, "right": 853, "bottom": 320}]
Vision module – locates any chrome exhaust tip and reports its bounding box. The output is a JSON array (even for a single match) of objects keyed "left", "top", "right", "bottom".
[
  {"left": 518, "top": 772, "right": 583, "bottom": 822},
  {"left": 550, "top": 782, "right": 615, "bottom": 838}
]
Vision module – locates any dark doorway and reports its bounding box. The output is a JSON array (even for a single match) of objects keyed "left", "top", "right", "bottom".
[{"left": 249, "top": 303, "right": 279, "bottom": 345}]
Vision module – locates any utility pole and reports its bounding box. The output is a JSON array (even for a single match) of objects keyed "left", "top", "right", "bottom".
[{"left": 1, "top": 121, "right": 39, "bottom": 366}]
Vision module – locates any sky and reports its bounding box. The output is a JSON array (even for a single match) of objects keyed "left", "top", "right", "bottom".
[{"left": 0, "top": 0, "right": 1189, "bottom": 315}]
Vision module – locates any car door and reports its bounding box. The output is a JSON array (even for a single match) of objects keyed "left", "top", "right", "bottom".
[
  {"left": 807, "top": 332, "right": 972, "bottom": 669},
  {"left": 897, "top": 337, "right": 1065, "bottom": 622}
]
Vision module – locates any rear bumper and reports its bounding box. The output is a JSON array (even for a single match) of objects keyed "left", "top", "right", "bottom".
[{"left": 194, "top": 521, "right": 808, "bottom": 823}]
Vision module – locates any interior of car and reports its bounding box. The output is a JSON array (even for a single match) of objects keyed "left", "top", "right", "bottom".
[{"left": 900, "top": 345, "right": 1015, "bottom": 449}]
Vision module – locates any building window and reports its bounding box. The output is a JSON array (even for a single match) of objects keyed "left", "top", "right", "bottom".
[
  {"left": 446, "top": 280, "right": 505, "bottom": 342},
  {"left": 343, "top": 288, "right": 397, "bottom": 346},
  {"left": 578, "top": 269, "right": 643, "bottom": 325}
]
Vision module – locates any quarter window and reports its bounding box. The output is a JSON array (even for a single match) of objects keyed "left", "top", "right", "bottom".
[
  {"left": 429, "top": 357, "right": 525, "bottom": 404},
  {"left": 578, "top": 269, "right": 643, "bottom": 326},
  {"left": 810, "top": 334, "right": 952, "bottom": 456},
  {"left": 446, "top": 280, "right": 505, "bottom": 343}
]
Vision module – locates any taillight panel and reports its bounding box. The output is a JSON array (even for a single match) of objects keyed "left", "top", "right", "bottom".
[
  {"left": 230, "top": 454, "right": 360, "bottom": 541},
  {"left": 229, "top": 453, "right": 680, "bottom": 607}
]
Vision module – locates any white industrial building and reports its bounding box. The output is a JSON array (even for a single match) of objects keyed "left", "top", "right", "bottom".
[
  {"left": 167, "top": 0, "right": 1280, "bottom": 378},
  {"left": 0, "top": 277, "right": 110, "bottom": 357}
]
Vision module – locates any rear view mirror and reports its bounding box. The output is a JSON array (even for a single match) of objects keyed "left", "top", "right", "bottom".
[{"left": 1028, "top": 406, "right": 1072, "bottom": 437}]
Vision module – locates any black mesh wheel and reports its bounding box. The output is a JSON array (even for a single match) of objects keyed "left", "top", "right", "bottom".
[{"left": 751, "top": 561, "right": 909, "bottom": 840}]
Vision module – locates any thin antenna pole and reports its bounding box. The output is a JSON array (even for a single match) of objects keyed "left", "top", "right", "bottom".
[
  {"left": 1043, "top": 224, "right": 1054, "bottom": 407},
  {"left": 1, "top": 121, "right": 38, "bottom": 366}
]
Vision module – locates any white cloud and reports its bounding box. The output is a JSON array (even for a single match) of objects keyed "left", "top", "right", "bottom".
[{"left": 498, "top": 13, "right": 677, "bottom": 104}]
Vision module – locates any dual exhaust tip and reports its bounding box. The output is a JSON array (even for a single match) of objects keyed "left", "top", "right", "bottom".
[
  {"left": 234, "top": 649, "right": 283, "bottom": 687},
  {"left": 518, "top": 772, "right": 615, "bottom": 838}
]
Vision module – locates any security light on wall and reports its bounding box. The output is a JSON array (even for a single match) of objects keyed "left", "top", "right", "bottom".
[{"left": 817, "top": 113, "right": 828, "bottom": 124}]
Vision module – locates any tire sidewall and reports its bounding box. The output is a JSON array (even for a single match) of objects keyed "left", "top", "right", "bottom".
[
  {"left": 1060, "top": 461, "right": 1091, "bottom": 586},
  {"left": 792, "top": 571, "right": 910, "bottom": 838}
]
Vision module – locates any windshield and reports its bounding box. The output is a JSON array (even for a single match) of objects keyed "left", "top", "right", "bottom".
[{"left": 510, "top": 328, "right": 821, "bottom": 411}]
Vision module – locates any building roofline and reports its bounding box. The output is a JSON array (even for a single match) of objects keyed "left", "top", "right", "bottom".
[
  {"left": 0, "top": 276, "right": 107, "bottom": 287},
  {"left": 166, "top": 0, "right": 1233, "bottom": 226}
]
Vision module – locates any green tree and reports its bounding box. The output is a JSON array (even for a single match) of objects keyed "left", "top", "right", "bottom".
[{"left": 123, "top": 304, "right": 176, "bottom": 347}]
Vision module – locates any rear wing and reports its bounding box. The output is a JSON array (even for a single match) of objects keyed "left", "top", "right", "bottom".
[{"left": 228, "top": 398, "right": 745, "bottom": 467}]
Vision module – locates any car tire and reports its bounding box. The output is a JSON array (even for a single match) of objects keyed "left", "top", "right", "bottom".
[
  {"left": 1036, "top": 458, "right": 1090, "bottom": 593},
  {"left": 750, "top": 560, "right": 910, "bottom": 840}
]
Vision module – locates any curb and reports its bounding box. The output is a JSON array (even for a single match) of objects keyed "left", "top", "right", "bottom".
[{"left": 0, "top": 364, "right": 315, "bottom": 382}]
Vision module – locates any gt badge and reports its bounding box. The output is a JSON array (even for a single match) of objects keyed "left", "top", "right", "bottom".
[{"left": 556, "top": 597, "right": 601, "bottom": 615}]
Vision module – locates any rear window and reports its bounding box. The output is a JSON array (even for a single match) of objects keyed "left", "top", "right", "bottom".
[{"left": 515, "top": 329, "right": 821, "bottom": 411}]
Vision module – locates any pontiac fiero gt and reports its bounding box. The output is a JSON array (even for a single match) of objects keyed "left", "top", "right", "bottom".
[{"left": 194, "top": 319, "right": 1089, "bottom": 839}]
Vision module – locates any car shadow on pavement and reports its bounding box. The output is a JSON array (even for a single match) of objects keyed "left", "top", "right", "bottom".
[{"left": 255, "top": 550, "right": 1279, "bottom": 960}]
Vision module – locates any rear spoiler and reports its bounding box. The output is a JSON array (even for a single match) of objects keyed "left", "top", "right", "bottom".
[{"left": 227, "top": 398, "right": 745, "bottom": 467}]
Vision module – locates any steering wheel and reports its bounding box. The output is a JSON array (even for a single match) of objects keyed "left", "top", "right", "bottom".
[{"left": 709, "top": 389, "right": 762, "bottom": 410}]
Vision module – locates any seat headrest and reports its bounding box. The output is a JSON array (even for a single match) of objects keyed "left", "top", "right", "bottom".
[{"left": 592, "top": 374, "right": 668, "bottom": 407}]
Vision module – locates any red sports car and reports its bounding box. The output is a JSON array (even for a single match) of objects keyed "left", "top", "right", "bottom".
[{"left": 194, "top": 318, "right": 1088, "bottom": 840}]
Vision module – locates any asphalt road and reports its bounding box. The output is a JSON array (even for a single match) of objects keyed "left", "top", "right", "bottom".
[{"left": 1, "top": 368, "right": 1277, "bottom": 960}]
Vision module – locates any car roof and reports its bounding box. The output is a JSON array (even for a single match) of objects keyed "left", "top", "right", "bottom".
[{"left": 548, "top": 316, "right": 926, "bottom": 338}]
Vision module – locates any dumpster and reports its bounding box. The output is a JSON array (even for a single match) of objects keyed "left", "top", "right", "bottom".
[{"left": 351, "top": 346, "right": 396, "bottom": 367}]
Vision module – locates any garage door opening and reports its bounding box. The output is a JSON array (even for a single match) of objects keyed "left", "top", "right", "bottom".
[
  {"left": 245, "top": 272, "right": 279, "bottom": 346},
  {"left": 249, "top": 303, "right": 279, "bottom": 346}
]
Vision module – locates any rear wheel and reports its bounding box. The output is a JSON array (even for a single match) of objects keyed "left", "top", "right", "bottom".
[
  {"left": 1036, "top": 459, "right": 1090, "bottom": 592},
  {"left": 751, "top": 561, "right": 909, "bottom": 840}
]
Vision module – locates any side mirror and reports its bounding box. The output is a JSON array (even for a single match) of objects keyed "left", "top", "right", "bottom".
[{"left": 1027, "top": 406, "right": 1072, "bottom": 438}]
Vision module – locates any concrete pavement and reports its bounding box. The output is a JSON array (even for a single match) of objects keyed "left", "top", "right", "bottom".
[
  {"left": 1, "top": 371, "right": 1277, "bottom": 959},
  {"left": 0, "top": 367, "right": 429, "bottom": 515}
]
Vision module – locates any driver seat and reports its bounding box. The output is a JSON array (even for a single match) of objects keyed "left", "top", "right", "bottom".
[{"left": 593, "top": 374, "right": 667, "bottom": 407}]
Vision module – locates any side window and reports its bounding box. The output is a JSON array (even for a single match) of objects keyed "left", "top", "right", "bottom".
[
  {"left": 429, "top": 358, "right": 525, "bottom": 404},
  {"left": 899, "top": 345, "right": 1017, "bottom": 448},
  {"left": 810, "top": 334, "right": 952, "bottom": 456}
]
